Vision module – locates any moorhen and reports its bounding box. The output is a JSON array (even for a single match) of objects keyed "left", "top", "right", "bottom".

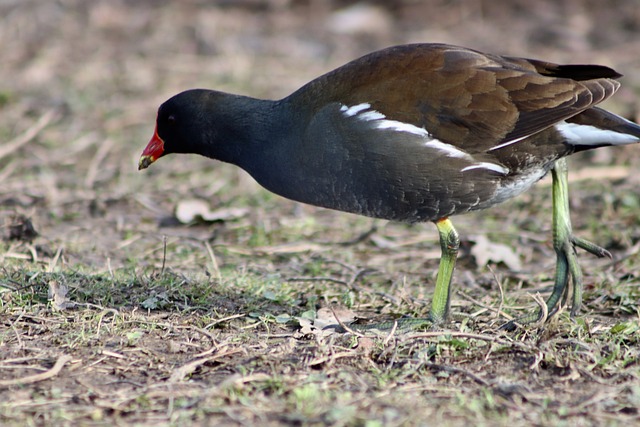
[{"left": 139, "top": 44, "right": 640, "bottom": 327}]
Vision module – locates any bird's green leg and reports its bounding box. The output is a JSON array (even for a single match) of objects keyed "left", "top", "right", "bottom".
[
  {"left": 330, "top": 218, "right": 458, "bottom": 333},
  {"left": 503, "top": 158, "right": 611, "bottom": 329},
  {"left": 430, "top": 218, "right": 460, "bottom": 324},
  {"left": 547, "top": 157, "right": 578, "bottom": 317},
  {"left": 334, "top": 217, "right": 459, "bottom": 333}
]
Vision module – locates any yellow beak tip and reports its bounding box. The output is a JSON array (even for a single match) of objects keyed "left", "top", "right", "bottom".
[{"left": 138, "top": 156, "right": 153, "bottom": 170}]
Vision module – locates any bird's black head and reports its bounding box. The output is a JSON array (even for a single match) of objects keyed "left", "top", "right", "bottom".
[{"left": 138, "top": 89, "right": 235, "bottom": 170}]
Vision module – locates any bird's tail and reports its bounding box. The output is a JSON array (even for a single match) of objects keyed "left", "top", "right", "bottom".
[{"left": 561, "top": 107, "right": 640, "bottom": 151}]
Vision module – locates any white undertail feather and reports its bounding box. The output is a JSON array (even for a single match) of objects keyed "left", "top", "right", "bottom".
[{"left": 556, "top": 121, "right": 640, "bottom": 146}]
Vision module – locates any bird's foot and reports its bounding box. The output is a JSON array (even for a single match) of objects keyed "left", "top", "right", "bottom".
[{"left": 502, "top": 158, "right": 611, "bottom": 331}]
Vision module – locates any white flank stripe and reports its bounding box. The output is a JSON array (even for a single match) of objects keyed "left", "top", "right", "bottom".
[
  {"left": 556, "top": 122, "right": 640, "bottom": 146},
  {"left": 488, "top": 135, "right": 529, "bottom": 151},
  {"left": 461, "top": 162, "right": 509, "bottom": 175},
  {"left": 373, "top": 119, "right": 430, "bottom": 137},
  {"left": 424, "top": 140, "right": 470, "bottom": 159},
  {"left": 341, "top": 103, "right": 430, "bottom": 137},
  {"left": 341, "top": 103, "right": 371, "bottom": 116},
  {"left": 358, "top": 110, "right": 386, "bottom": 121}
]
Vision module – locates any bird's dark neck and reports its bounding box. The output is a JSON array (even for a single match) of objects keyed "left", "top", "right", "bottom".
[{"left": 200, "top": 94, "right": 292, "bottom": 169}]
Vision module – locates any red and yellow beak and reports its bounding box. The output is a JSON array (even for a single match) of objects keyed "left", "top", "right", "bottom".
[{"left": 138, "top": 125, "right": 164, "bottom": 170}]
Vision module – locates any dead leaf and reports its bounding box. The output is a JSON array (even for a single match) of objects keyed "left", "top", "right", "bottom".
[
  {"left": 296, "top": 307, "right": 357, "bottom": 337},
  {"left": 297, "top": 317, "right": 316, "bottom": 335},
  {"left": 175, "top": 199, "right": 248, "bottom": 224},
  {"left": 469, "top": 234, "right": 522, "bottom": 271},
  {"left": 317, "top": 307, "right": 356, "bottom": 328},
  {"left": 48, "top": 280, "right": 73, "bottom": 310}
]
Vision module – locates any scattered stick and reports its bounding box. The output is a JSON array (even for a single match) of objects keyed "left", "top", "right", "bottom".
[
  {"left": 403, "top": 331, "right": 538, "bottom": 353},
  {"left": 47, "top": 246, "right": 64, "bottom": 273},
  {"left": 107, "top": 257, "right": 114, "bottom": 280},
  {"left": 422, "top": 362, "right": 489, "bottom": 386},
  {"left": 0, "top": 161, "right": 17, "bottom": 182},
  {"left": 0, "top": 109, "right": 60, "bottom": 161},
  {"left": 26, "top": 244, "right": 38, "bottom": 264},
  {"left": 307, "top": 350, "right": 362, "bottom": 367},
  {"left": 101, "top": 350, "right": 126, "bottom": 359},
  {"left": 289, "top": 271, "right": 401, "bottom": 306},
  {"left": 488, "top": 265, "right": 506, "bottom": 321},
  {"left": 287, "top": 276, "right": 348, "bottom": 285},
  {"left": 329, "top": 305, "right": 365, "bottom": 337},
  {"left": 204, "top": 241, "right": 221, "bottom": 281},
  {"left": 338, "top": 223, "right": 378, "bottom": 246},
  {"left": 161, "top": 236, "right": 167, "bottom": 275},
  {"left": 456, "top": 290, "right": 513, "bottom": 321},
  {"left": 175, "top": 325, "right": 219, "bottom": 354},
  {"left": 84, "top": 137, "right": 114, "bottom": 189},
  {"left": 202, "top": 313, "right": 246, "bottom": 330},
  {"left": 10, "top": 314, "right": 24, "bottom": 349},
  {"left": 382, "top": 320, "right": 398, "bottom": 346},
  {"left": 0, "top": 354, "right": 73, "bottom": 388},
  {"left": 530, "top": 292, "right": 549, "bottom": 327},
  {"left": 168, "top": 347, "right": 242, "bottom": 383}
]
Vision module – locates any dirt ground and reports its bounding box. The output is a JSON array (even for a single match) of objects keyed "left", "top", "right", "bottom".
[{"left": 1, "top": 1, "right": 640, "bottom": 426}]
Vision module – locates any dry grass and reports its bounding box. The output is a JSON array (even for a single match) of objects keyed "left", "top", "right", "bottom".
[{"left": 1, "top": 1, "right": 640, "bottom": 426}]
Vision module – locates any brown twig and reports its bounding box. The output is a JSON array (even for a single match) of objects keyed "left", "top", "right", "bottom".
[
  {"left": 328, "top": 305, "right": 365, "bottom": 337},
  {"left": 161, "top": 235, "right": 167, "bottom": 275},
  {"left": 204, "top": 240, "right": 221, "bottom": 281},
  {"left": 422, "top": 362, "right": 490, "bottom": 386},
  {"left": 382, "top": 320, "right": 398, "bottom": 346},
  {"left": 287, "top": 276, "right": 348, "bottom": 285},
  {"left": 403, "top": 331, "right": 538, "bottom": 353},
  {"left": 307, "top": 350, "right": 362, "bottom": 367},
  {"left": 488, "top": 265, "right": 506, "bottom": 321},
  {"left": 84, "top": 137, "right": 114, "bottom": 189},
  {"left": 168, "top": 347, "right": 242, "bottom": 383},
  {"left": 202, "top": 313, "right": 246, "bottom": 330},
  {"left": 529, "top": 292, "right": 549, "bottom": 327},
  {"left": 0, "top": 109, "right": 60, "bottom": 160},
  {"left": 0, "top": 354, "right": 73, "bottom": 388},
  {"left": 456, "top": 290, "right": 513, "bottom": 321},
  {"left": 47, "top": 246, "right": 64, "bottom": 273}
]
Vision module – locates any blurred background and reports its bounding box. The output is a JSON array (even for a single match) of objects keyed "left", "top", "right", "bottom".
[{"left": 1, "top": 0, "right": 639, "bottom": 271}]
